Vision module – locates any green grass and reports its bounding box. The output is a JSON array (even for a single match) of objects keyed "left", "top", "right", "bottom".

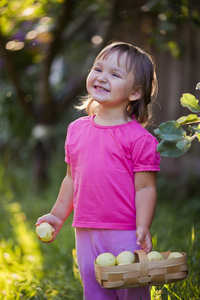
[
  {"left": 0, "top": 158, "right": 200, "bottom": 299},
  {"left": 0, "top": 159, "right": 83, "bottom": 299},
  {"left": 151, "top": 175, "right": 200, "bottom": 299}
]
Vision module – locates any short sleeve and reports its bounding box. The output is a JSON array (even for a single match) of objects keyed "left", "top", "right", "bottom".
[
  {"left": 64, "top": 124, "right": 72, "bottom": 164},
  {"left": 131, "top": 134, "right": 161, "bottom": 172}
]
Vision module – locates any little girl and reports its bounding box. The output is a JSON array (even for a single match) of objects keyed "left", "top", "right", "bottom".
[{"left": 36, "top": 41, "right": 161, "bottom": 300}]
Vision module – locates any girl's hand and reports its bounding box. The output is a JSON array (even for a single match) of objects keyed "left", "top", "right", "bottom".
[
  {"left": 35, "top": 213, "right": 64, "bottom": 243},
  {"left": 136, "top": 226, "right": 152, "bottom": 254}
]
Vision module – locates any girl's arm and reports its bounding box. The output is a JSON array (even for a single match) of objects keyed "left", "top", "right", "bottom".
[
  {"left": 51, "top": 164, "right": 74, "bottom": 221},
  {"left": 36, "top": 164, "right": 74, "bottom": 242},
  {"left": 135, "top": 171, "right": 157, "bottom": 253}
]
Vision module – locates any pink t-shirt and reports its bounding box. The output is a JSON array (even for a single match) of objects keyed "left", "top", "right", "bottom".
[{"left": 65, "top": 115, "right": 160, "bottom": 230}]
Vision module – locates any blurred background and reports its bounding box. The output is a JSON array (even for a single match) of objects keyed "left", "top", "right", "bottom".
[
  {"left": 1, "top": 0, "right": 200, "bottom": 185},
  {"left": 0, "top": 0, "right": 200, "bottom": 299}
]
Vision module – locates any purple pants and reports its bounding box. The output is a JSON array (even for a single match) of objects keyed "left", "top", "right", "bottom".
[{"left": 75, "top": 228, "right": 151, "bottom": 300}]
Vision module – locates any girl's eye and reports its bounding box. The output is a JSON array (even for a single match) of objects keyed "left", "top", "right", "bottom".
[
  {"left": 112, "top": 73, "right": 121, "bottom": 78},
  {"left": 94, "top": 68, "right": 102, "bottom": 72}
]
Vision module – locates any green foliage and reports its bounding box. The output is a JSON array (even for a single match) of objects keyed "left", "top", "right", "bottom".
[
  {"left": 1, "top": 0, "right": 200, "bottom": 183},
  {"left": 0, "top": 203, "right": 43, "bottom": 299},
  {"left": 154, "top": 87, "right": 200, "bottom": 157},
  {"left": 0, "top": 165, "right": 43, "bottom": 299},
  {"left": 151, "top": 175, "right": 200, "bottom": 299},
  {"left": 180, "top": 93, "right": 200, "bottom": 113},
  {"left": 0, "top": 158, "right": 83, "bottom": 299},
  {"left": 147, "top": 0, "right": 200, "bottom": 57},
  {"left": 0, "top": 0, "right": 58, "bottom": 36},
  {"left": 0, "top": 0, "right": 112, "bottom": 164}
]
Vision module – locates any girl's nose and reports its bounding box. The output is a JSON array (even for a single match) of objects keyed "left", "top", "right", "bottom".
[{"left": 97, "top": 73, "right": 107, "bottom": 83}]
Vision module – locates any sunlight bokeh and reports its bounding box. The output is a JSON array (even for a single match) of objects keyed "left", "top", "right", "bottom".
[{"left": 0, "top": 202, "right": 43, "bottom": 299}]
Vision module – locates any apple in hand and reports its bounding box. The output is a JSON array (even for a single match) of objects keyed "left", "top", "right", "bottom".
[
  {"left": 147, "top": 251, "right": 163, "bottom": 261},
  {"left": 168, "top": 252, "right": 183, "bottom": 259},
  {"left": 116, "top": 251, "right": 135, "bottom": 266},
  {"left": 96, "top": 253, "right": 116, "bottom": 266},
  {"left": 36, "top": 222, "right": 55, "bottom": 242}
]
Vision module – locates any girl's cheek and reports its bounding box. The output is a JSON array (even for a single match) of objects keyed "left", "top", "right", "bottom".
[
  {"left": 86, "top": 76, "right": 90, "bottom": 90},
  {"left": 86, "top": 72, "right": 95, "bottom": 90}
]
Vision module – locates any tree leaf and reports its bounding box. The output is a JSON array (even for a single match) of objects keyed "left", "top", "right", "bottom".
[
  {"left": 176, "top": 114, "right": 200, "bottom": 125},
  {"left": 176, "top": 138, "right": 191, "bottom": 151},
  {"left": 180, "top": 93, "right": 200, "bottom": 113},
  {"left": 157, "top": 140, "right": 191, "bottom": 157},
  {"left": 196, "top": 82, "right": 200, "bottom": 90},
  {"left": 154, "top": 120, "right": 186, "bottom": 141},
  {"left": 188, "top": 124, "right": 200, "bottom": 133}
]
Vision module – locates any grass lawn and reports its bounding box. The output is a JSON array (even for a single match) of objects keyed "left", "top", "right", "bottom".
[{"left": 0, "top": 158, "right": 199, "bottom": 299}]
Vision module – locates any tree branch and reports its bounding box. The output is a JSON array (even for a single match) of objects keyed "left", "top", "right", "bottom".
[{"left": 39, "top": 0, "right": 74, "bottom": 108}]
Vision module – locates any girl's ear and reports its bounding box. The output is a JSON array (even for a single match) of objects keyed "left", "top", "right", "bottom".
[{"left": 129, "top": 86, "right": 142, "bottom": 102}]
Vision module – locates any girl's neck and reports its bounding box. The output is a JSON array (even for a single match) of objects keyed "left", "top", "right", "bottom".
[{"left": 94, "top": 107, "right": 132, "bottom": 126}]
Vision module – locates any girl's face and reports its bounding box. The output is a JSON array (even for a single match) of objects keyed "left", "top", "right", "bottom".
[{"left": 86, "top": 51, "right": 138, "bottom": 112}]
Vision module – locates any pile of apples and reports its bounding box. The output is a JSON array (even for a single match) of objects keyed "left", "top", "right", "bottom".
[{"left": 96, "top": 250, "right": 183, "bottom": 266}]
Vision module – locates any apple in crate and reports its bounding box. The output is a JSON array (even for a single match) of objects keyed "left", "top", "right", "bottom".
[
  {"left": 147, "top": 251, "right": 163, "bottom": 261},
  {"left": 96, "top": 253, "right": 116, "bottom": 266},
  {"left": 168, "top": 252, "right": 183, "bottom": 259},
  {"left": 116, "top": 251, "right": 135, "bottom": 266},
  {"left": 36, "top": 222, "right": 55, "bottom": 242}
]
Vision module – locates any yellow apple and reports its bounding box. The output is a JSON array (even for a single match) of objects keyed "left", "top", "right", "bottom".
[
  {"left": 147, "top": 251, "right": 163, "bottom": 261},
  {"left": 96, "top": 253, "right": 116, "bottom": 266},
  {"left": 116, "top": 251, "right": 135, "bottom": 266},
  {"left": 168, "top": 252, "right": 183, "bottom": 259},
  {"left": 36, "top": 222, "right": 55, "bottom": 242}
]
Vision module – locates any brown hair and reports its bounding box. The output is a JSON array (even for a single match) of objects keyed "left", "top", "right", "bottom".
[{"left": 77, "top": 41, "right": 158, "bottom": 125}]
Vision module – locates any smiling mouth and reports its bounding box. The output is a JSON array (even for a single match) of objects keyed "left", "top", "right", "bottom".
[{"left": 94, "top": 86, "right": 110, "bottom": 92}]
